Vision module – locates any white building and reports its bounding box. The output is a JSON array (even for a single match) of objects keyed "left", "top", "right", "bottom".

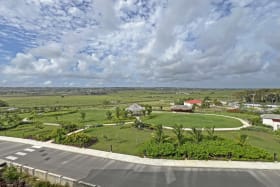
[{"left": 261, "top": 114, "right": 280, "bottom": 131}]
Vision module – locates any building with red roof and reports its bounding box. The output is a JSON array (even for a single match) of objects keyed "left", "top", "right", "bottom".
[{"left": 184, "top": 99, "right": 202, "bottom": 106}]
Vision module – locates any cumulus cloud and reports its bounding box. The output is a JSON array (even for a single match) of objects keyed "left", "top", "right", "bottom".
[{"left": 0, "top": 0, "right": 279, "bottom": 87}]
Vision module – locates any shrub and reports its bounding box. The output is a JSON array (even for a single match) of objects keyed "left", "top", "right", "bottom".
[
  {"left": 144, "top": 138, "right": 273, "bottom": 161},
  {"left": 62, "top": 132, "right": 98, "bottom": 147},
  {"left": 0, "top": 100, "right": 8, "bottom": 107}
]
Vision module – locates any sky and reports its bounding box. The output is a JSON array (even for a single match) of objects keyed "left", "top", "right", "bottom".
[{"left": 0, "top": 0, "right": 279, "bottom": 88}]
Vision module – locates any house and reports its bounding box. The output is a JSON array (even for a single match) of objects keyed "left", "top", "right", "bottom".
[
  {"left": 126, "top": 103, "right": 145, "bottom": 115},
  {"left": 261, "top": 114, "right": 280, "bottom": 131},
  {"left": 171, "top": 105, "right": 193, "bottom": 112},
  {"left": 184, "top": 99, "right": 202, "bottom": 106}
]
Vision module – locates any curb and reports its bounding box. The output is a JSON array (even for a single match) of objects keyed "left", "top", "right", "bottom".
[{"left": 0, "top": 136, "right": 279, "bottom": 170}]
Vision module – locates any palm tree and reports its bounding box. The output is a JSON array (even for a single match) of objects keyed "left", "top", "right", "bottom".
[
  {"left": 153, "top": 124, "right": 168, "bottom": 144},
  {"left": 80, "top": 112, "right": 86, "bottom": 122},
  {"left": 206, "top": 126, "right": 216, "bottom": 140},
  {"left": 189, "top": 128, "right": 203, "bottom": 143},
  {"left": 172, "top": 124, "right": 184, "bottom": 146},
  {"left": 238, "top": 134, "right": 248, "bottom": 146}
]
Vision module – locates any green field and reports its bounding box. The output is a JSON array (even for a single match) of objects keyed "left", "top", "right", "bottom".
[
  {"left": 0, "top": 89, "right": 238, "bottom": 108},
  {"left": 0, "top": 124, "right": 58, "bottom": 140},
  {"left": 35, "top": 109, "right": 118, "bottom": 127},
  {"left": 217, "top": 129, "right": 280, "bottom": 156},
  {"left": 82, "top": 125, "right": 280, "bottom": 159},
  {"left": 84, "top": 125, "right": 153, "bottom": 155},
  {"left": 142, "top": 112, "right": 242, "bottom": 128}
]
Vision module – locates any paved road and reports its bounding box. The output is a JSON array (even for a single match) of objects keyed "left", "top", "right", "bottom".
[{"left": 0, "top": 141, "right": 280, "bottom": 187}]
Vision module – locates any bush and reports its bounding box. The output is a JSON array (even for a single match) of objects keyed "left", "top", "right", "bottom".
[
  {"left": 62, "top": 132, "right": 98, "bottom": 147},
  {"left": 145, "top": 142, "right": 175, "bottom": 158},
  {"left": 144, "top": 139, "right": 273, "bottom": 161},
  {"left": 0, "top": 100, "right": 8, "bottom": 107},
  {"left": 2, "top": 166, "right": 20, "bottom": 183},
  {"left": 60, "top": 123, "right": 78, "bottom": 133}
]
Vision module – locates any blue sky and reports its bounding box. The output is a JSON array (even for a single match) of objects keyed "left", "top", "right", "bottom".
[{"left": 0, "top": 0, "right": 279, "bottom": 88}]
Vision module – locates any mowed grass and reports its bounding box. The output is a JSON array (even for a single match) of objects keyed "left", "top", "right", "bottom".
[
  {"left": 0, "top": 124, "right": 58, "bottom": 138},
  {"left": 35, "top": 109, "right": 132, "bottom": 127},
  {"left": 36, "top": 109, "right": 107, "bottom": 125},
  {"left": 142, "top": 112, "right": 242, "bottom": 128},
  {"left": 217, "top": 129, "right": 280, "bottom": 158},
  {"left": 85, "top": 126, "right": 153, "bottom": 156}
]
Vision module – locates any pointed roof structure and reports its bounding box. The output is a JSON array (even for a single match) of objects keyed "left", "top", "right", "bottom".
[{"left": 126, "top": 103, "right": 145, "bottom": 113}]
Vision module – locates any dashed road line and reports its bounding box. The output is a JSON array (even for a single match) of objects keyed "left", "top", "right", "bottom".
[
  {"left": 24, "top": 148, "right": 35, "bottom": 152},
  {"left": 6, "top": 156, "right": 18, "bottom": 160},
  {"left": 32, "top": 145, "right": 42, "bottom": 149},
  {"left": 15, "top": 152, "right": 27, "bottom": 156}
]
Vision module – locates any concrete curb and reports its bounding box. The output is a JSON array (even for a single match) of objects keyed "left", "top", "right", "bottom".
[{"left": 0, "top": 136, "right": 279, "bottom": 170}]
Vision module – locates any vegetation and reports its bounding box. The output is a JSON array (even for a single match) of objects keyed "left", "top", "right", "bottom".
[
  {"left": 1, "top": 88, "right": 280, "bottom": 161},
  {"left": 0, "top": 123, "right": 58, "bottom": 141},
  {"left": 144, "top": 127, "right": 273, "bottom": 161},
  {"left": 0, "top": 100, "right": 8, "bottom": 107},
  {"left": 142, "top": 112, "right": 242, "bottom": 128},
  {"left": 0, "top": 166, "right": 67, "bottom": 187},
  {"left": 0, "top": 113, "right": 22, "bottom": 130},
  {"left": 61, "top": 132, "right": 98, "bottom": 147}
]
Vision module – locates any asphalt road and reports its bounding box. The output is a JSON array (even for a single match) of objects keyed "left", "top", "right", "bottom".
[{"left": 0, "top": 140, "right": 280, "bottom": 187}]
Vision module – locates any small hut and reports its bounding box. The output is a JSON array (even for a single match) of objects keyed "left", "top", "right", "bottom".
[
  {"left": 171, "top": 105, "right": 193, "bottom": 112},
  {"left": 126, "top": 103, "right": 145, "bottom": 116}
]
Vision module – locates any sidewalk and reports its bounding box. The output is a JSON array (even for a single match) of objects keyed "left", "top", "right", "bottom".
[{"left": 0, "top": 136, "right": 279, "bottom": 170}]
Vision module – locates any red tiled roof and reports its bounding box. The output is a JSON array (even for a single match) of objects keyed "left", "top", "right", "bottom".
[{"left": 185, "top": 99, "right": 202, "bottom": 104}]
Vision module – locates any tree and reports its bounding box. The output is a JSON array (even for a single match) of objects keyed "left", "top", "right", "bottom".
[
  {"left": 153, "top": 124, "right": 166, "bottom": 144},
  {"left": 115, "top": 107, "right": 120, "bottom": 119},
  {"left": 206, "top": 126, "right": 216, "bottom": 140},
  {"left": 189, "top": 128, "right": 203, "bottom": 143},
  {"left": 80, "top": 112, "right": 86, "bottom": 122},
  {"left": 51, "top": 128, "right": 66, "bottom": 143},
  {"left": 238, "top": 134, "right": 248, "bottom": 146},
  {"left": 202, "top": 96, "right": 211, "bottom": 108},
  {"left": 0, "top": 100, "right": 8, "bottom": 107},
  {"left": 146, "top": 105, "right": 152, "bottom": 115},
  {"left": 121, "top": 108, "right": 128, "bottom": 119},
  {"left": 172, "top": 124, "right": 184, "bottom": 146},
  {"left": 106, "top": 111, "right": 113, "bottom": 120}
]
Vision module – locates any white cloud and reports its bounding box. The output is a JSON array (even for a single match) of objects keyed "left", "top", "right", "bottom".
[
  {"left": 0, "top": 0, "right": 280, "bottom": 87},
  {"left": 43, "top": 80, "right": 52, "bottom": 85}
]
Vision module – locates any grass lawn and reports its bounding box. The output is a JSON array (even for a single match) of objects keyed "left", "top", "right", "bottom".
[
  {"left": 84, "top": 125, "right": 153, "bottom": 156},
  {"left": 35, "top": 109, "right": 125, "bottom": 127},
  {"left": 142, "top": 112, "right": 242, "bottom": 128},
  {"left": 0, "top": 124, "right": 58, "bottom": 139},
  {"left": 217, "top": 129, "right": 280, "bottom": 159}
]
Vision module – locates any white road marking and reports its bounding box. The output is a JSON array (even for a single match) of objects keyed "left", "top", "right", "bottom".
[
  {"left": 165, "top": 167, "right": 176, "bottom": 184},
  {"left": 24, "top": 148, "right": 35, "bottom": 152},
  {"left": 6, "top": 156, "right": 18, "bottom": 160},
  {"left": 32, "top": 145, "right": 42, "bottom": 149},
  {"left": 15, "top": 152, "right": 27, "bottom": 156}
]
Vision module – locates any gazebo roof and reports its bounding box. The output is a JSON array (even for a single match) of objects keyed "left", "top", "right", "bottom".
[{"left": 126, "top": 103, "right": 145, "bottom": 112}]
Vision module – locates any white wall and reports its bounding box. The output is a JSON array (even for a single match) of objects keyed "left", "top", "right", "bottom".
[{"left": 262, "top": 119, "right": 280, "bottom": 131}]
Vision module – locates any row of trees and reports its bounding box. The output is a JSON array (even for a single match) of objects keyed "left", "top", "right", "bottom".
[
  {"left": 144, "top": 125, "right": 272, "bottom": 161},
  {"left": 236, "top": 90, "right": 280, "bottom": 104}
]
